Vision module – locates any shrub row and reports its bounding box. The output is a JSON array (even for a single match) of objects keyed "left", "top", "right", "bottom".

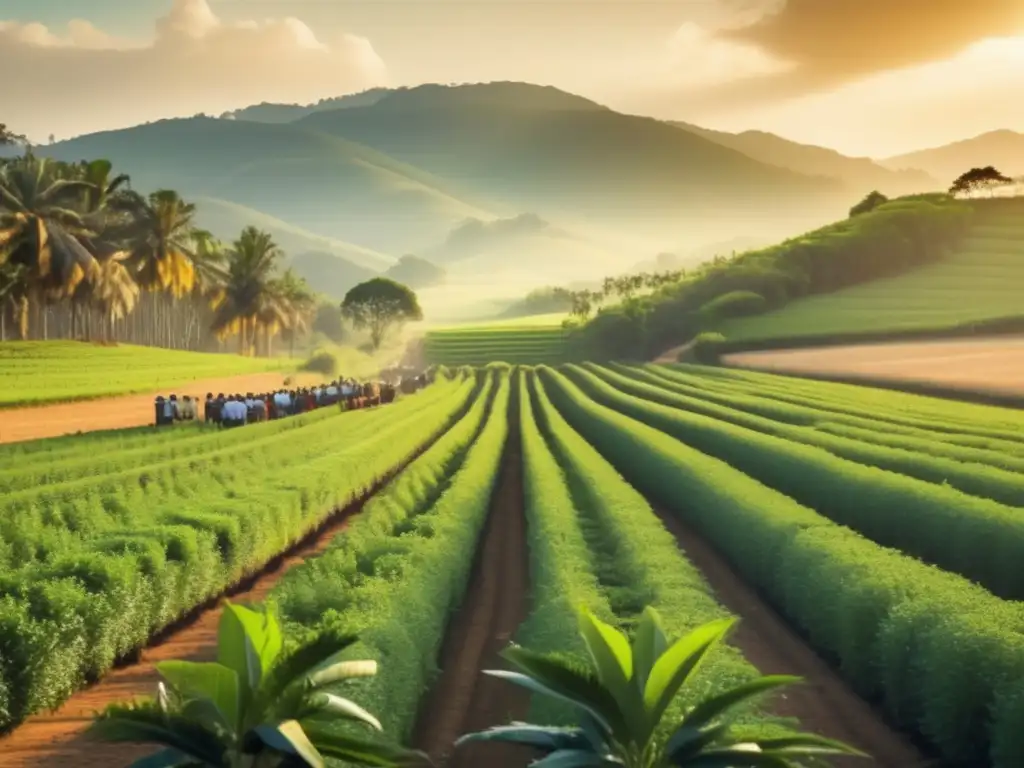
[
  {"left": 270, "top": 369, "right": 509, "bottom": 742},
  {"left": 0, "top": 375, "right": 476, "bottom": 732},
  {"left": 525, "top": 371, "right": 788, "bottom": 739},
  {"left": 600, "top": 363, "right": 1024, "bottom": 506},
  {"left": 564, "top": 364, "right": 1024, "bottom": 601},
  {"left": 646, "top": 364, "right": 1024, "bottom": 461},
  {"left": 539, "top": 366, "right": 1024, "bottom": 767}
]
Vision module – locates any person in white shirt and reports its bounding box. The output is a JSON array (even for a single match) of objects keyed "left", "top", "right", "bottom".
[
  {"left": 273, "top": 390, "right": 291, "bottom": 418},
  {"left": 221, "top": 398, "right": 247, "bottom": 428}
]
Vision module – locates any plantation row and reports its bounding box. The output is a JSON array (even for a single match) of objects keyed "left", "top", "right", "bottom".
[
  {"left": 0, "top": 370, "right": 477, "bottom": 729},
  {"left": 423, "top": 325, "right": 569, "bottom": 366},
  {"left": 6, "top": 362, "right": 1024, "bottom": 767}
]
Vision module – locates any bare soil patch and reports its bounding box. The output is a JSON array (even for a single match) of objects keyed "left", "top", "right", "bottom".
[
  {"left": 0, "top": 372, "right": 323, "bottom": 445},
  {"left": 650, "top": 504, "right": 927, "bottom": 768},
  {"left": 723, "top": 336, "right": 1024, "bottom": 399},
  {"left": 0, "top": 424, "right": 441, "bottom": 768},
  {"left": 412, "top": 400, "right": 531, "bottom": 768}
]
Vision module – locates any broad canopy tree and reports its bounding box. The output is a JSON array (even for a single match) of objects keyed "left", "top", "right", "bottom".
[
  {"left": 949, "top": 166, "right": 1013, "bottom": 197},
  {"left": 340, "top": 277, "right": 422, "bottom": 351}
]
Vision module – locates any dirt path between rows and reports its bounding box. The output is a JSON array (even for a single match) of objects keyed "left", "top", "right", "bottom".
[
  {"left": 412, "top": 400, "right": 531, "bottom": 768},
  {"left": 650, "top": 505, "right": 928, "bottom": 768},
  {"left": 0, "top": 372, "right": 323, "bottom": 445},
  {"left": 723, "top": 335, "right": 1024, "bottom": 401},
  {"left": 0, "top": 420, "right": 442, "bottom": 768}
]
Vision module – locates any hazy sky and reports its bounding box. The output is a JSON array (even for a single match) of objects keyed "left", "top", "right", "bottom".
[{"left": 4, "top": 0, "right": 1024, "bottom": 157}]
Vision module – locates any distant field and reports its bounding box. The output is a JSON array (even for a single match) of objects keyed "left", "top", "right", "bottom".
[
  {"left": 719, "top": 207, "right": 1024, "bottom": 344},
  {"left": 423, "top": 317, "right": 568, "bottom": 365},
  {"left": 0, "top": 342, "right": 290, "bottom": 408}
]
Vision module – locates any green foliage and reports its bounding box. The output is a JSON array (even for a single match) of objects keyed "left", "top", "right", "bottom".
[
  {"left": 341, "top": 278, "right": 423, "bottom": 350},
  {"left": 499, "top": 286, "right": 574, "bottom": 319},
  {"left": 538, "top": 365, "right": 1024, "bottom": 766},
  {"left": 564, "top": 363, "right": 1024, "bottom": 601},
  {"left": 311, "top": 302, "right": 347, "bottom": 344},
  {"left": 849, "top": 190, "right": 888, "bottom": 217},
  {"left": 0, "top": 375, "right": 471, "bottom": 731},
  {"left": 88, "top": 601, "right": 422, "bottom": 767},
  {"left": 459, "top": 608, "right": 861, "bottom": 768},
  {"left": 269, "top": 370, "right": 509, "bottom": 741},
  {"left": 695, "top": 291, "right": 766, "bottom": 321},
  {"left": 688, "top": 332, "right": 726, "bottom": 364},
  {"left": 423, "top": 324, "right": 569, "bottom": 366},
  {"left": 300, "top": 350, "right": 338, "bottom": 377}
]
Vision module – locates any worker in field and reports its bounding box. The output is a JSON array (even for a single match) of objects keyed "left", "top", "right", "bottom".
[
  {"left": 221, "top": 396, "right": 246, "bottom": 428},
  {"left": 155, "top": 395, "right": 171, "bottom": 426}
]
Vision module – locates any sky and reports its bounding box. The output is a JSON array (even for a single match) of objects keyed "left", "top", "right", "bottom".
[{"left": 3, "top": 0, "right": 1024, "bottom": 157}]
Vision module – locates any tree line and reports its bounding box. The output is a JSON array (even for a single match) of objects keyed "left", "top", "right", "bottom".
[{"left": 0, "top": 147, "right": 318, "bottom": 355}]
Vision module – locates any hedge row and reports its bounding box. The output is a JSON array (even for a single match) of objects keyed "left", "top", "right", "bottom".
[
  {"left": 0, "top": 374, "right": 476, "bottom": 732},
  {"left": 564, "top": 364, "right": 1024, "bottom": 601},
  {"left": 599, "top": 363, "right": 1024, "bottom": 506},
  {"left": 539, "top": 366, "right": 1024, "bottom": 767},
  {"left": 643, "top": 364, "right": 1024, "bottom": 463},
  {"left": 527, "top": 371, "right": 790, "bottom": 739},
  {"left": 270, "top": 369, "right": 509, "bottom": 741}
]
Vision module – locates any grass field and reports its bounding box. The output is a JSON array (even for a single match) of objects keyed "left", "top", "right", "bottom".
[
  {"left": 718, "top": 203, "right": 1024, "bottom": 344},
  {"left": 4, "top": 363, "right": 1024, "bottom": 768},
  {"left": 422, "top": 318, "right": 569, "bottom": 365},
  {"left": 0, "top": 342, "right": 294, "bottom": 408}
]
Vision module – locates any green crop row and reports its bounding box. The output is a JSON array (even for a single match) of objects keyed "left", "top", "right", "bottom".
[
  {"left": 675, "top": 363, "right": 1024, "bottom": 444},
  {"left": 565, "top": 364, "right": 1024, "bottom": 601},
  {"left": 519, "top": 370, "right": 788, "bottom": 738},
  {"left": 641, "top": 364, "right": 1024, "bottom": 464},
  {"left": 0, "top": 376, "right": 476, "bottom": 732},
  {"left": 599, "top": 363, "right": 1024, "bottom": 506},
  {"left": 539, "top": 366, "right": 1024, "bottom": 766},
  {"left": 270, "top": 368, "right": 509, "bottom": 742}
]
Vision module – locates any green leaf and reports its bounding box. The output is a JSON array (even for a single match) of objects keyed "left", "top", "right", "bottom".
[
  {"left": 530, "top": 749, "right": 622, "bottom": 767},
  {"left": 677, "top": 675, "right": 801, "bottom": 733},
  {"left": 87, "top": 703, "right": 228, "bottom": 766},
  {"left": 244, "top": 719, "right": 324, "bottom": 767},
  {"left": 156, "top": 661, "right": 240, "bottom": 733},
  {"left": 217, "top": 602, "right": 263, "bottom": 711},
  {"left": 644, "top": 618, "right": 735, "bottom": 724},
  {"left": 677, "top": 746, "right": 790, "bottom": 768},
  {"left": 664, "top": 722, "right": 731, "bottom": 763},
  {"left": 127, "top": 747, "right": 196, "bottom": 768},
  {"left": 577, "top": 608, "right": 633, "bottom": 683},
  {"left": 455, "top": 724, "right": 592, "bottom": 751},
  {"left": 304, "top": 692, "right": 382, "bottom": 731},
  {"left": 631, "top": 607, "right": 667, "bottom": 694},
  {"left": 755, "top": 733, "right": 867, "bottom": 757},
  {"left": 304, "top": 725, "right": 428, "bottom": 767},
  {"left": 308, "top": 659, "right": 378, "bottom": 689}
]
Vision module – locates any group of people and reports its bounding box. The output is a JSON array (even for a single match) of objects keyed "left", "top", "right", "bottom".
[{"left": 154, "top": 373, "right": 429, "bottom": 430}]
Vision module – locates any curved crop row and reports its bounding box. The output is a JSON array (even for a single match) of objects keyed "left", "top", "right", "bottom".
[
  {"left": 0, "top": 375, "right": 476, "bottom": 732},
  {"left": 538, "top": 366, "right": 1024, "bottom": 767},
  {"left": 599, "top": 363, "right": 1024, "bottom": 506},
  {"left": 564, "top": 364, "right": 1024, "bottom": 601},
  {"left": 519, "top": 370, "right": 786, "bottom": 737},
  {"left": 271, "top": 368, "right": 510, "bottom": 741},
  {"left": 640, "top": 364, "right": 1024, "bottom": 466}
]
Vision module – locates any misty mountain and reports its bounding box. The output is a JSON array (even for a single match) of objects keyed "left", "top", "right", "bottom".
[
  {"left": 383, "top": 255, "right": 447, "bottom": 288},
  {"left": 670, "top": 121, "right": 937, "bottom": 197},
  {"left": 290, "top": 251, "right": 378, "bottom": 300},
  {"left": 880, "top": 129, "right": 1024, "bottom": 183},
  {"left": 218, "top": 88, "right": 393, "bottom": 123}
]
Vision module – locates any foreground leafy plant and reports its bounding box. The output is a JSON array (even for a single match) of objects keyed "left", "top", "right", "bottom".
[
  {"left": 88, "top": 600, "right": 426, "bottom": 767},
  {"left": 457, "top": 607, "right": 865, "bottom": 767}
]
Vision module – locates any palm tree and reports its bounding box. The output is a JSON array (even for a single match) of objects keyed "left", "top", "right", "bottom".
[
  {"left": 273, "top": 269, "right": 316, "bottom": 358},
  {"left": 0, "top": 154, "right": 100, "bottom": 337},
  {"left": 114, "top": 189, "right": 198, "bottom": 296},
  {"left": 211, "top": 227, "right": 285, "bottom": 356}
]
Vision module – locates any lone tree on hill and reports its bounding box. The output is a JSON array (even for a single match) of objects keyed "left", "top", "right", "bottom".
[
  {"left": 341, "top": 277, "right": 422, "bottom": 350},
  {"left": 0, "top": 123, "right": 25, "bottom": 147},
  {"left": 949, "top": 166, "right": 1012, "bottom": 197},
  {"left": 850, "top": 190, "right": 888, "bottom": 217}
]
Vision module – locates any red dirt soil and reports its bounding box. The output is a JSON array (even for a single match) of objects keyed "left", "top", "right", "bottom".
[
  {"left": 0, "top": 372, "right": 323, "bottom": 445},
  {"left": 412, "top": 404, "right": 531, "bottom": 768},
  {"left": 723, "top": 336, "right": 1024, "bottom": 397},
  {"left": 0, "top": 417, "right": 443, "bottom": 768},
  {"left": 651, "top": 505, "right": 927, "bottom": 768}
]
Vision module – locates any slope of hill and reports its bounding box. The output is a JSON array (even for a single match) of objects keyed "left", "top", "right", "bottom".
[
  {"left": 717, "top": 198, "right": 1024, "bottom": 346},
  {"left": 671, "top": 121, "right": 937, "bottom": 196},
  {"left": 192, "top": 197, "right": 393, "bottom": 271},
  {"left": 880, "top": 130, "right": 1024, "bottom": 181},
  {"left": 290, "top": 250, "right": 377, "bottom": 300},
  {"left": 218, "top": 88, "right": 392, "bottom": 123},
  {"left": 296, "top": 83, "right": 848, "bottom": 243},
  {"left": 35, "top": 117, "right": 497, "bottom": 254}
]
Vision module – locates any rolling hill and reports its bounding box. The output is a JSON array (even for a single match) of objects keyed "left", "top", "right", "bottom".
[
  {"left": 880, "top": 129, "right": 1024, "bottom": 183},
  {"left": 295, "top": 83, "right": 849, "bottom": 243},
  {"left": 34, "top": 117, "right": 497, "bottom": 254},
  {"left": 671, "top": 121, "right": 937, "bottom": 197}
]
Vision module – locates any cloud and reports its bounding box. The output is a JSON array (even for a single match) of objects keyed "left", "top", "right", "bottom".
[{"left": 0, "top": 0, "right": 387, "bottom": 141}]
